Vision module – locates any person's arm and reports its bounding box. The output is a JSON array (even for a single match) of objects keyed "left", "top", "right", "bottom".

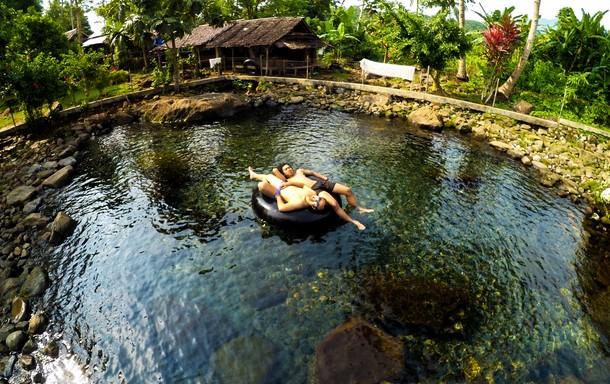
[
  {"left": 282, "top": 180, "right": 304, "bottom": 188},
  {"left": 319, "top": 192, "right": 365, "bottom": 230},
  {"left": 301, "top": 168, "right": 328, "bottom": 181},
  {"left": 272, "top": 168, "right": 287, "bottom": 181},
  {"left": 275, "top": 194, "right": 304, "bottom": 212}
]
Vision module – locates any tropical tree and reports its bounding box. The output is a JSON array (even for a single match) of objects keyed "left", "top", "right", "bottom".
[
  {"left": 421, "top": 0, "right": 474, "bottom": 80},
  {"left": 8, "top": 9, "right": 69, "bottom": 60},
  {"left": 46, "top": 0, "right": 93, "bottom": 37},
  {"left": 1, "top": 0, "right": 41, "bottom": 12},
  {"left": 380, "top": 3, "right": 470, "bottom": 91},
  {"left": 497, "top": 0, "right": 541, "bottom": 99}
]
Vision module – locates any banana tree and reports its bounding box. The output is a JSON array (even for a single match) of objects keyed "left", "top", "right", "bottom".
[{"left": 319, "top": 21, "right": 360, "bottom": 61}]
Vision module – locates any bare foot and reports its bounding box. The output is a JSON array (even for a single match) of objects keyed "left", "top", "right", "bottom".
[
  {"left": 353, "top": 220, "right": 366, "bottom": 230},
  {"left": 248, "top": 166, "right": 256, "bottom": 180},
  {"left": 357, "top": 207, "right": 374, "bottom": 214}
]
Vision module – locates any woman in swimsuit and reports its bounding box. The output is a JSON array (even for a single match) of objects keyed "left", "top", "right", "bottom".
[
  {"left": 272, "top": 163, "right": 373, "bottom": 213},
  {"left": 248, "top": 167, "right": 365, "bottom": 230}
]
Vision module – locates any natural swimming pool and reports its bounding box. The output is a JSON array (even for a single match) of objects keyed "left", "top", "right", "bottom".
[{"left": 43, "top": 105, "right": 610, "bottom": 382}]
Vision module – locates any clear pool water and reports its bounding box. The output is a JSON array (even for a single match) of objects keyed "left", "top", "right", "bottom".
[{"left": 43, "top": 106, "right": 610, "bottom": 383}]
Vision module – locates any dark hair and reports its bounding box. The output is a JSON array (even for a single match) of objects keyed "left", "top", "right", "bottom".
[{"left": 276, "top": 163, "right": 290, "bottom": 177}]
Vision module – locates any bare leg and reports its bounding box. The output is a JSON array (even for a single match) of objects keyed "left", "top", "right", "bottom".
[
  {"left": 258, "top": 181, "right": 277, "bottom": 198},
  {"left": 319, "top": 192, "right": 366, "bottom": 230},
  {"left": 249, "top": 166, "right": 265, "bottom": 181},
  {"left": 332, "top": 183, "right": 374, "bottom": 213}
]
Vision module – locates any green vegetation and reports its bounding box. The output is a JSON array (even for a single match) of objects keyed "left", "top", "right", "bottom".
[{"left": 0, "top": 0, "right": 609, "bottom": 130}]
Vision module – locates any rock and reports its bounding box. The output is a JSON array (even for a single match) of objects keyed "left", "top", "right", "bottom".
[
  {"left": 26, "top": 164, "right": 42, "bottom": 175},
  {"left": 20, "top": 355, "right": 36, "bottom": 370},
  {"left": 43, "top": 340, "right": 60, "bottom": 358},
  {"left": 22, "top": 197, "right": 42, "bottom": 214},
  {"left": 0, "top": 324, "right": 15, "bottom": 343},
  {"left": 211, "top": 336, "right": 276, "bottom": 384},
  {"left": 490, "top": 141, "right": 511, "bottom": 152},
  {"left": 58, "top": 156, "right": 77, "bottom": 167},
  {"left": 472, "top": 126, "right": 486, "bottom": 137},
  {"left": 20, "top": 266, "right": 49, "bottom": 297},
  {"left": 532, "top": 161, "right": 548, "bottom": 170},
  {"left": 42, "top": 165, "right": 74, "bottom": 188},
  {"left": 49, "top": 211, "right": 75, "bottom": 243},
  {"left": 28, "top": 313, "right": 47, "bottom": 334},
  {"left": 408, "top": 106, "right": 444, "bottom": 131},
  {"left": 42, "top": 161, "right": 58, "bottom": 169},
  {"left": 111, "top": 110, "right": 136, "bottom": 125},
  {"left": 57, "top": 145, "right": 76, "bottom": 158},
  {"left": 11, "top": 297, "right": 28, "bottom": 322},
  {"left": 264, "top": 99, "right": 278, "bottom": 108},
  {"left": 601, "top": 188, "right": 610, "bottom": 203},
  {"left": 315, "top": 318, "right": 404, "bottom": 384},
  {"left": 514, "top": 100, "right": 534, "bottom": 115},
  {"left": 6, "top": 186, "right": 37, "bottom": 206},
  {"left": 22, "top": 213, "right": 49, "bottom": 228},
  {"left": 288, "top": 96, "right": 304, "bottom": 104},
  {"left": 0, "top": 277, "right": 21, "bottom": 297},
  {"left": 5, "top": 330, "right": 27, "bottom": 351},
  {"left": 50, "top": 101, "right": 62, "bottom": 114},
  {"left": 360, "top": 94, "right": 391, "bottom": 107},
  {"left": 22, "top": 338, "right": 36, "bottom": 354},
  {"left": 541, "top": 172, "right": 560, "bottom": 187},
  {"left": 140, "top": 94, "right": 249, "bottom": 123},
  {"left": 0, "top": 355, "right": 16, "bottom": 378},
  {"left": 33, "top": 372, "right": 44, "bottom": 383}
]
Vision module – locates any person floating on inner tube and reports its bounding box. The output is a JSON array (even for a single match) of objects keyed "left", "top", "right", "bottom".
[
  {"left": 248, "top": 167, "right": 366, "bottom": 230},
  {"left": 272, "top": 163, "right": 374, "bottom": 214}
]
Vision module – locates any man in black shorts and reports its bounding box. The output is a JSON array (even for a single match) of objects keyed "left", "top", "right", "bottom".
[{"left": 272, "top": 163, "right": 373, "bottom": 213}]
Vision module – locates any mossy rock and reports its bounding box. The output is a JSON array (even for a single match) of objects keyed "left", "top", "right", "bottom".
[{"left": 211, "top": 335, "right": 276, "bottom": 384}]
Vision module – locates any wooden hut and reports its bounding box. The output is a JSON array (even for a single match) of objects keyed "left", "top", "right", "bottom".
[
  {"left": 173, "top": 17, "right": 323, "bottom": 76},
  {"left": 206, "top": 17, "right": 324, "bottom": 76}
]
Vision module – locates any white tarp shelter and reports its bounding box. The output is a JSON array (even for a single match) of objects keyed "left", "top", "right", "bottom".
[{"left": 359, "top": 59, "right": 416, "bottom": 81}]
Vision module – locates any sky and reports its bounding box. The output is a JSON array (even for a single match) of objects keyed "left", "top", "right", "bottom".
[{"left": 58, "top": 0, "right": 610, "bottom": 36}]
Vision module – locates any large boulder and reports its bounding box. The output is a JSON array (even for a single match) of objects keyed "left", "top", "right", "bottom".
[
  {"left": 6, "top": 186, "right": 37, "bottom": 206},
  {"left": 140, "top": 93, "right": 249, "bottom": 124},
  {"left": 315, "top": 317, "right": 404, "bottom": 384},
  {"left": 42, "top": 165, "right": 74, "bottom": 188},
  {"left": 408, "top": 106, "right": 444, "bottom": 131},
  {"left": 360, "top": 93, "right": 391, "bottom": 107}
]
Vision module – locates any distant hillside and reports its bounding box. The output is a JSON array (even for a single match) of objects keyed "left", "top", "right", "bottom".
[{"left": 465, "top": 19, "right": 485, "bottom": 31}]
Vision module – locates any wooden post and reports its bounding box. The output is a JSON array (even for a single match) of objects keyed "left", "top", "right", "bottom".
[
  {"left": 231, "top": 48, "right": 234, "bottom": 72},
  {"left": 306, "top": 53, "right": 309, "bottom": 79},
  {"left": 283, "top": 59, "right": 286, "bottom": 75},
  {"left": 215, "top": 47, "right": 222, "bottom": 75},
  {"left": 265, "top": 47, "right": 269, "bottom": 76},
  {"left": 492, "top": 78, "right": 500, "bottom": 107},
  {"left": 260, "top": 55, "right": 263, "bottom": 76}
]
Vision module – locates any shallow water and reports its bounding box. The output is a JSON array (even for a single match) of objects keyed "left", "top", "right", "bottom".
[{"left": 43, "top": 106, "right": 610, "bottom": 383}]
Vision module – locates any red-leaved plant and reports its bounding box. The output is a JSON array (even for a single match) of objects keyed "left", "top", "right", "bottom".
[{"left": 481, "top": 15, "right": 521, "bottom": 102}]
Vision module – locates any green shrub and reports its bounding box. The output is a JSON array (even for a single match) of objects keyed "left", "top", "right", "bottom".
[
  {"left": 107, "top": 69, "right": 129, "bottom": 85},
  {"left": 152, "top": 64, "right": 171, "bottom": 87}
]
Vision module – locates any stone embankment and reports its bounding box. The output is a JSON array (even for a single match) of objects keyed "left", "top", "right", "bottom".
[{"left": 1, "top": 83, "right": 609, "bottom": 382}]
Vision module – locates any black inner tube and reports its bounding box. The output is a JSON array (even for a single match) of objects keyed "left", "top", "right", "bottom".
[{"left": 251, "top": 178, "right": 342, "bottom": 227}]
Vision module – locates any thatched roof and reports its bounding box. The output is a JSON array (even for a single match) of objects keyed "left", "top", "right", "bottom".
[
  {"left": 82, "top": 35, "right": 108, "bottom": 48},
  {"left": 205, "top": 17, "right": 324, "bottom": 49},
  {"left": 174, "top": 24, "right": 225, "bottom": 49}
]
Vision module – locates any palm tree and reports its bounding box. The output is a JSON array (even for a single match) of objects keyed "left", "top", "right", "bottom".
[
  {"left": 497, "top": 0, "right": 541, "bottom": 99},
  {"left": 456, "top": 0, "right": 468, "bottom": 80},
  {"left": 123, "top": 14, "right": 152, "bottom": 69}
]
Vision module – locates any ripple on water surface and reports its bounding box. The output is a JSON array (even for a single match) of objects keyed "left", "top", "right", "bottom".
[{"left": 44, "top": 106, "right": 609, "bottom": 383}]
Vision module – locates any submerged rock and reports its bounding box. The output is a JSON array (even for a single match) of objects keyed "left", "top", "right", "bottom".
[
  {"left": 49, "top": 211, "right": 76, "bottom": 243},
  {"left": 140, "top": 93, "right": 249, "bottom": 124},
  {"left": 357, "top": 271, "right": 475, "bottom": 334},
  {"left": 315, "top": 317, "right": 404, "bottom": 384},
  {"left": 5, "top": 330, "right": 27, "bottom": 351},
  {"left": 210, "top": 335, "right": 276, "bottom": 384}
]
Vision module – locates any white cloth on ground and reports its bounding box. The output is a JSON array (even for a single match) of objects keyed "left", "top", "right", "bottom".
[
  {"left": 209, "top": 57, "right": 222, "bottom": 68},
  {"left": 359, "top": 59, "right": 416, "bottom": 81}
]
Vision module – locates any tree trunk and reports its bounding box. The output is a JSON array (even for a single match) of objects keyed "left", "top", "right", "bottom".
[
  {"left": 456, "top": 0, "right": 468, "bottom": 81},
  {"left": 141, "top": 46, "right": 148, "bottom": 69},
  {"left": 432, "top": 70, "right": 443, "bottom": 93},
  {"left": 498, "top": 0, "right": 541, "bottom": 99},
  {"left": 170, "top": 37, "right": 180, "bottom": 90}
]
